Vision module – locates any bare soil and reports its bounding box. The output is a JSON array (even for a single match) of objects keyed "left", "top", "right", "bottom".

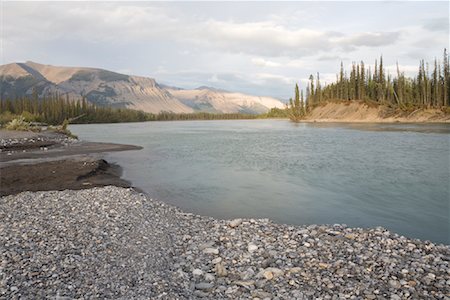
[
  {"left": 307, "top": 100, "right": 450, "bottom": 123},
  {"left": 0, "top": 129, "right": 142, "bottom": 196}
]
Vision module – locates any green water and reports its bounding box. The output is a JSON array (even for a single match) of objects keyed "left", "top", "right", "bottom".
[{"left": 71, "top": 120, "right": 450, "bottom": 244}]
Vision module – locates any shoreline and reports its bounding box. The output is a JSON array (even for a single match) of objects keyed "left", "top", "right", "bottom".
[
  {"left": 0, "top": 129, "right": 142, "bottom": 196},
  {"left": 1, "top": 130, "right": 449, "bottom": 298},
  {"left": 1, "top": 186, "right": 448, "bottom": 299}
]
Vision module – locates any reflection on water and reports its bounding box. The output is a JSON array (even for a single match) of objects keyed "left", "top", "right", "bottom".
[{"left": 71, "top": 120, "right": 450, "bottom": 244}]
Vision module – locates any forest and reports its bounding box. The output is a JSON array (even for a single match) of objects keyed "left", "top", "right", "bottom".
[
  {"left": 288, "top": 49, "right": 450, "bottom": 121},
  {"left": 1, "top": 50, "right": 449, "bottom": 125},
  {"left": 0, "top": 94, "right": 258, "bottom": 125}
]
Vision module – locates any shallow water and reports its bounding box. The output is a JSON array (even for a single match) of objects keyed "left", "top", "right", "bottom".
[{"left": 71, "top": 120, "right": 450, "bottom": 244}]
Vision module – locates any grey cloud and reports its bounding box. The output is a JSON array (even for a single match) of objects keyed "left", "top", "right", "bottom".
[
  {"left": 423, "top": 18, "right": 449, "bottom": 33},
  {"left": 336, "top": 32, "right": 401, "bottom": 48},
  {"left": 4, "top": 2, "right": 405, "bottom": 59}
]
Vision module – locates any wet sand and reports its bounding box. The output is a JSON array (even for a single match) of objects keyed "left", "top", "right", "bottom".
[{"left": 0, "top": 129, "right": 142, "bottom": 196}]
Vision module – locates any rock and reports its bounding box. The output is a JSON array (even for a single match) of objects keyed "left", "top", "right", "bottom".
[
  {"left": 234, "top": 280, "right": 255, "bottom": 289},
  {"left": 204, "top": 273, "right": 215, "bottom": 282},
  {"left": 193, "top": 269, "right": 203, "bottom": 276},
  {"left": 318, "top": 263, "right": 329, "bottom": 269},
  {"left": 211, "top": 257, "right": 222, "bottom": 264},
  {"left": 345, "top": 233, "right": 356, "bottom": 240},
  {"left": 389, "top": 280, "right": 401, "bottom": 289},
  {"left": 203, "top": 248, "right": 219, "bottom": 255},
  {"left": 229, "top": 218, "right": 243, "bottom": 228},
  {"left": 248, "top": 243, "right": 258, "bottom": 253},
  {"left": 261, "top": 258, "right": 275, "bottom": 268},
  {"left": 263, "top": 271, "right": 274, "bottom": 280},
  {"left": 266, "top": 268, "right": 283, "bottom": 277},
  {"left": 408, "top": 280, "right": 417, "bottom": 287},
  {"left": 252, "top": 290, "right": 272, "bottom": 299},
  {"left": 196, "top": 282, "right": 214, "bottom": 290},
  {"left": 215, "top": 262, "right": 228, "bottom": 277},
  {"left": 289, "top": 267, "right": 302, "bottom": 274},
  {"left": 199, "top": 242, "right": 215, "bottom": 250}
]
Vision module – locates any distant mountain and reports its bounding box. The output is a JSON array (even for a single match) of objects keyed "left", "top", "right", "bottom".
[
  {"left": 167, "top": 86, "right": 285, "bottom": 114},
  {"left": 0, "top": 61, "right": 284, "bottom": 114}
]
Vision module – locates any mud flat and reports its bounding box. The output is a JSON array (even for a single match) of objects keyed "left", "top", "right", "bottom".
[{"left": 0, "top": 129, "right": 141, "bottom": 196}]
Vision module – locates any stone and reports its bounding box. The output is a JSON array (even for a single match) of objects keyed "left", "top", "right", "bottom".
[
  {"left": 263, "top": 271, "right": 274, "bottom": 280},
  {"left": 193, "top": 269, "right": 203, "bottom": 276},
  {"left": 289, "top": 267, "right": 302, "bottom": 274},
  {"left": 196, "top": 282, "right": 214, "bottom": 290},
  {"left": 229, "top": 218, "right": 243, "bottom": 228},
  {"left": 215, "top": 262, "right": 228, "bottom": 277},
  {"left": 389, "top": 280, "right": 401, "bottom": 289},
  {"left": 234, "top": 280, "right": 255, "bottom": 288},
  {"left": 408, "top": 280, "right": 417, "bottom": 287},
  {"left": 212, "top": 257, "right": 222, "bottom": 264},
  {"left": 203, "top": 248, "right": 219, "bottom": 255},
  {"left": 319, "top": 263, "right": 329, "bottom": 269},
  {"left": 204, "top": 273, "right": 215, "bottom": 282},
  {"left": 248, "top": 243, "right": 258, "bottom": 253}
]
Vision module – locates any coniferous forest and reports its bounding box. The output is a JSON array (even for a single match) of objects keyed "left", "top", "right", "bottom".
[
  {"left": 0, "top": 93, "right": 258, "bottom": 125},
  {"left": 312, "top": 50, "right": 450, "bottom": 108},
  {"left": 288, "top": 49, "right": 450, "bottom": 121},
  {"left": 1, "top": 50, "right": 449, "bottom": 125}
]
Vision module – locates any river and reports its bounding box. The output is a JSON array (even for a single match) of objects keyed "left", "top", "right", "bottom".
[{"left": 70, "top": 120, "right": 450, "bottom": 244}]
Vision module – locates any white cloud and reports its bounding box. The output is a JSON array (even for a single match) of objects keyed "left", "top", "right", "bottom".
[
  {"left": 251, "top": 58, "right": 281, "bottom": 67},
  {"left": 2, "top": 1, "right": 448, "bottom": 99},
  {"left": 3, "top": 3, "right": 407, "bottom": 59}
]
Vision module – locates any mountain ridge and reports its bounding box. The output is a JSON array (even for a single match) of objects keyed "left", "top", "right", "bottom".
[{"left": 0, "top": 61, "right": 285, "bottom": 114}]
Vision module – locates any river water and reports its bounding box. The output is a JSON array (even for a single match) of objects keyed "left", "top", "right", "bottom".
[{"left": 70, "top": 120, "right": 450, "bottom": 244}]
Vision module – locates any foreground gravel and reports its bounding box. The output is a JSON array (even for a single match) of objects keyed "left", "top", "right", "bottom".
[{"left": 1, "top": 187, "right": 448, "bottom": 299}]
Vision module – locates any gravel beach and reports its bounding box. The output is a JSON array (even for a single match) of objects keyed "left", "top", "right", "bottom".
[{"left": 1, "top": 186, "right": 448, "bottom": 299}]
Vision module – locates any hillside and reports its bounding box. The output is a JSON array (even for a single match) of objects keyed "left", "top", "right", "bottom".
[
  {"left": 168, "top": 87, "right": 285, "bottom": 114},
  {"left": 0, "top": 62, "right": 285, "bottom": 114},
  {"left": 306, "top": 101, "right": 450, "bottom": 123}
]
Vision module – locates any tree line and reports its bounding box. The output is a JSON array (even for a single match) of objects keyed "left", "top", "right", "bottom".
[
  {"left": 0, "top": 93, "right": 258, "bottom": 125},
  {"left": 288, "top": 49, "right": 450, "bottom": 121}
]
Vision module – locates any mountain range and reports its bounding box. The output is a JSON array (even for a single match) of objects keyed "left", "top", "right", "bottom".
[{"left": 0, "top": 61, "right": 285, "bottom": 114}]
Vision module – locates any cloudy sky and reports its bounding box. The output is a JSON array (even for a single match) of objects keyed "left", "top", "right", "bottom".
[{"left": 1, "top": 1, "right": 448, "bottom": 100}]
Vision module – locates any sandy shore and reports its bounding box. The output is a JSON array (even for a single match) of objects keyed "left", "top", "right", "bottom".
[{"left": 0, "top": 129, "right": 142, "bottom": 196}]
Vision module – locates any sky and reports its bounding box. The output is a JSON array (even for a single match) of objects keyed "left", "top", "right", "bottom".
[{"left": 1, "top": 1, "right": 449, "bottom": 100}]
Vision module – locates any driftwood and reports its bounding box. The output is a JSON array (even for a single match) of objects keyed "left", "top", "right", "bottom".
[
  {"left": 68, "top": 114, "right": 86, "bottom": 122},
  {"left": 407, "top": 108, "right": 422, "bottom": 118}
]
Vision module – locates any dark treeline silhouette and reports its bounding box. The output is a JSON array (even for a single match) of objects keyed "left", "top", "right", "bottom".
[
  {"left": 304, "top": 49, "right": 450, "bottom": 109},
  {"left": 0, "top": 93, "right": 258, "bottom": 125}
]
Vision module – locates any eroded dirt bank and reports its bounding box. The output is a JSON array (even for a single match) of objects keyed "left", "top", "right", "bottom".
[{"left": 306, "top": 101, "right": 450, "bottom": 123}]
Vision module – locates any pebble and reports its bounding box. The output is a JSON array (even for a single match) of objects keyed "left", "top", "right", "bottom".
[
  {"left": 248, "top": 243, "right": 259, "bottom": 253},
  {"left": 1, "top": 186, "right": 449, "bottom": 299},
  {"left": 229, "top": 218, "right": 243, "bottom": 228},
  {"left": 203, "top": 248, "right": 219, "bottom": 255}
]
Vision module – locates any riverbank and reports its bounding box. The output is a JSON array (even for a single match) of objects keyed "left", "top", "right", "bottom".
[
  {"left": 0, "top": 129, "right": 141, "bottom": 196},
  {"left": 1, "top": 186, "right": 448, "bottom": 299},
  {"left": 305, "top": 101, "right": 450, "bottom": 123}
]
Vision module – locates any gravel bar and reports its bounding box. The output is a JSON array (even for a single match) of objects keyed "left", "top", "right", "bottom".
[{"left": 1, "top": 186, "right": 448, "bottom": 299}]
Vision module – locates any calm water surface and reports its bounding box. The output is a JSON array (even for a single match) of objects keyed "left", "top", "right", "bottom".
[{"left": 70, "top": 120, "right": 450, "bottom": 244}]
